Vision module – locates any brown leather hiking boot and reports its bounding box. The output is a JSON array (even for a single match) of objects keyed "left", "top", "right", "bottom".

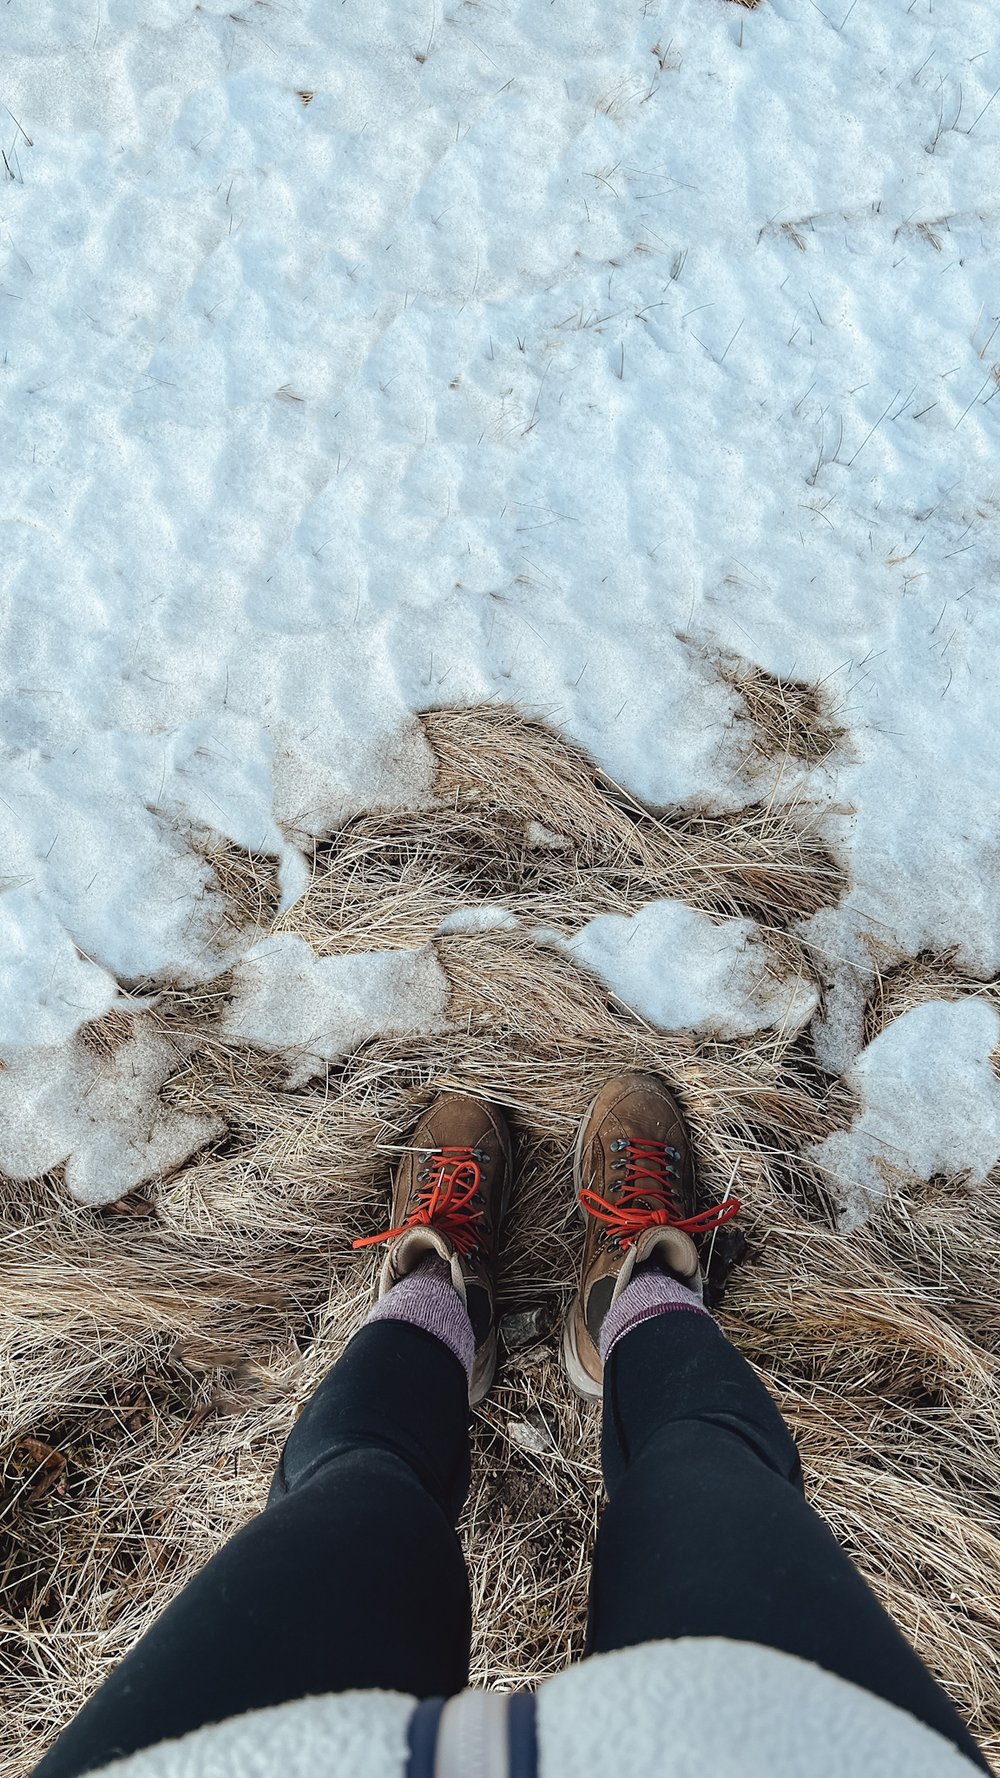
[
  {"left": 353, "top": 1092, "right": 513, "bottom": 1406},
  {"left": 563, "top": 1072, "right": 740, "bottom": 1400}
]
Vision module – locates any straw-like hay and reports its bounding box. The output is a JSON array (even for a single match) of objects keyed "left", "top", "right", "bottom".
[
  {"left": 717, "top": 658, "right": 848, "bottom": 767},
  {"left": 864, "top": 944, "right": 1000, "bottom": 1046},
  {"left": 2, "top": 705, "right": 997, "bottom": 1773}
]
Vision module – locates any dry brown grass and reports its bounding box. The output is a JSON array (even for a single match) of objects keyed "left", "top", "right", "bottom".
[
  {"left": 719, "top": 658, "right": 848, "bottom": 766},
  {"left": 864, "top": 944, "right": 1000, "bottom": 1047},
  {"left": 197, "top": 840, "right": 282, "bottom": 935},
  {"left": 77, "top": 1007, "right": 143, "bottom": 1061},
  {"left": 1, "top": 705, "right": 997, "bottom": 1773}
]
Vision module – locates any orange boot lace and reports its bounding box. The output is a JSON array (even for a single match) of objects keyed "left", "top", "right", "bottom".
[
  {"left": 353, "top": 1145, "right": 486, "bottom": 1258},
  {"left": 580, "top": 1137, "right": 740, "bottom": 1248}
]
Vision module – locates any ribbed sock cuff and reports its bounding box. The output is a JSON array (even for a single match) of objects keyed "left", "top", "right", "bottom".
[
  {"left": 366, "top": 1256, "right": 475, "bottom": 1385},
  {"left": 598, "top": 1265, "right": 712, "bottom": 1366}
]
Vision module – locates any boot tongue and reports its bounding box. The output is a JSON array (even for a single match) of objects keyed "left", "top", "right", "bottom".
[
  {"left": 634, "top": 1225, "right": 699, "bottom": 1276},
  {"left": 609, "top": 1226, "right": 701, "bottom": 1309},
  {"left": 393, "top": 1227, "right": 467, "bottom": 1300}
]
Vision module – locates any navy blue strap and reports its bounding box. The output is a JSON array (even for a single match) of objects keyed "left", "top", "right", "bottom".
[
  {"left": 507, "top": 1690, "right": 539, "bottom": 1778},
  {"left": 406, "top": 1697, "right": 445, "bottom": 1778},
  {"left": 405, "top": 1690, "right": 537, "bottom": 1778}
]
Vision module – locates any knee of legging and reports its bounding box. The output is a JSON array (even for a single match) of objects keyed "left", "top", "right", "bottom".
[
  {"left": 270, "top": 1445, "right": 471, "bottom": 1570},
  {"left": 278, "top": 1432, "right": 469, "bottom": 1520},
  {"left": 604, "top": 1414, "right": 803, "bottom": 1499}
]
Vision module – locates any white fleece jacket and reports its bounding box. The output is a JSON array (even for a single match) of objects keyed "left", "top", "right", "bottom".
[{"left": 84, "top": 1638, "right": 986, "bottom": 1778}]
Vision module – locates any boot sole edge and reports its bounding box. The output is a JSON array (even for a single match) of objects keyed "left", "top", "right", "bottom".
[
  {"left": 561, "top": 1314, "right": 604, "bottom": 1401},
  {"left": 561, "top": 1085, "right": 609, "bottom": 1400}
]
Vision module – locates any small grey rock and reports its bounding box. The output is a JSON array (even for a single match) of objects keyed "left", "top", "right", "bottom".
[
  {"left": 500, "top": 1306, "right": 549, "bottom": 1353},
  {"left": 508, "top": 1418, "right": 552, "bottom": 1456}
]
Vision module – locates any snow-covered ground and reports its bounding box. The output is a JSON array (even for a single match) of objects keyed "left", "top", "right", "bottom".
[{"left": 2, "top": 0, "right": 999, "bottom": 1211}]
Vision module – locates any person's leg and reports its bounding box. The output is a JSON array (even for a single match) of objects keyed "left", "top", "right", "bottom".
[
  {"left": 34, "top": 1085, "right": 513, "bottom": 1778},
  {"left": 589, "top": 1305, "right": 989, "bottom": 1772},
  {"left": 563, "top": 1070, "right": 987, "bottom": 1769},
  {"left": 33, "top": 1316, "right": 473, "bottom": 1778}
]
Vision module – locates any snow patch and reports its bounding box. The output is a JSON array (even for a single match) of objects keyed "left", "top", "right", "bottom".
[
  {"left": 1, "top": 0, "right": 999, "bottom": 1201},
  {"left": 810, "top": 1000, "right": 1000, "bottom": 1228},
  {"left": 220, "top": 934, "right": 449, "bottom": 1087},
  {"left": 0, "top": 1027, "right": 222, "bottom": 1206},
  {"left": 560, "top": 900, "right": 818, "bottom": 1039}
]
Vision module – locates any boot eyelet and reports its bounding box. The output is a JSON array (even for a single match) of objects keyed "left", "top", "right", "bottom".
[
  {"left": 610, "top": 1138, "right": 627, "bottom": 1152},
  {"left": 418, "top": 1170, "right": 430, "bottom": 1183}
]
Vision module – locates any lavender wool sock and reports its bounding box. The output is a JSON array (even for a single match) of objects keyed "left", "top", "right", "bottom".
[
  {"left": 366, "top": 1254, "right": 475, "bottom": 1385},
  {"left": 599, "top": 1262, "right": 712, "bottom": 1367}
]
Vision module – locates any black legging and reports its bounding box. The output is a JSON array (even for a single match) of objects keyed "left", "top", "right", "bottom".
[{"left": 32, "top": 1313, "right": 989, "bottom": 1776}]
